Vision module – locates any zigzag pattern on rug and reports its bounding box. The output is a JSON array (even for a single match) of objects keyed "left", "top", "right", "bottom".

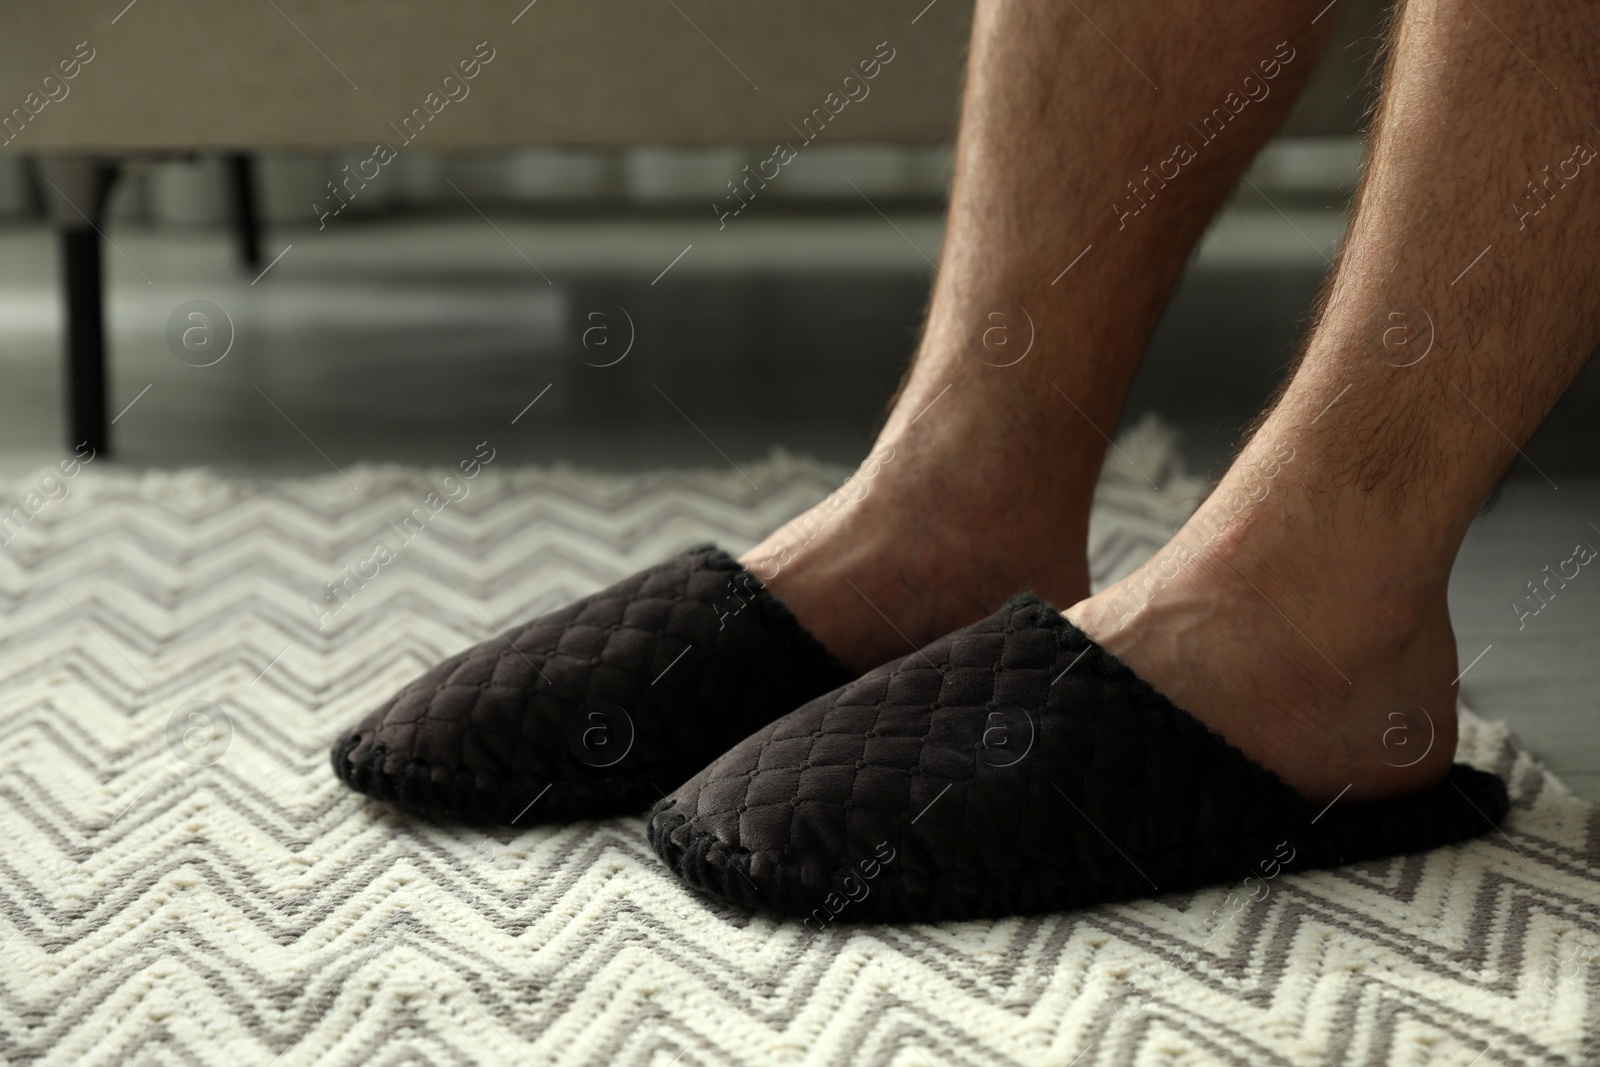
[{"left": 0, "top": 417, "right": 1594, "bottom": 1066}]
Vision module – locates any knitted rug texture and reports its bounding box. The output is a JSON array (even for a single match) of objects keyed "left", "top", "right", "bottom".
[{"left": 1, "top": 417, "right": 1596, "bottom": 1066}]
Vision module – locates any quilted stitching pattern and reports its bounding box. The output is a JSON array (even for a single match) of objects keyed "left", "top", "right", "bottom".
[
  {"left": 331, "top": 545, "right": 854, "bottom": 823},
  {"left": 648, "top": 594, "right": 1511, "bottom": 923}
]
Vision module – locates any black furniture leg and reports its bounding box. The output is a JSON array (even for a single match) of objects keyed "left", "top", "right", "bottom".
[
  {"left": 61, "top": 227, "right": 108, "bottom": 456},
  {"left": 39, "top": 158, "right": 119, "bottom": 457},
  {"left": 225, "top": 153, "right": 262, "bottom": 271}
]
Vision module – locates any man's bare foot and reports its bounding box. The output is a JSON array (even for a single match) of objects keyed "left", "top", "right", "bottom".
[
  {"left": 1065, "top": 441, "right": 1460, "bottom": 806},
  {"left": 740, "top": 394, "right": 1097, "bottom": 675}
]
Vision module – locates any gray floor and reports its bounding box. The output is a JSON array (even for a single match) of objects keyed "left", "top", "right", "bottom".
[{"left": 2, "top": 204, "right": 1598, "bottom": 798}]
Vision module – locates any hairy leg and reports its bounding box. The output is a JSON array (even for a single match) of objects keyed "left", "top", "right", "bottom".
[
  {"left": 1069, "top": 0, "right": 1600, "bottom": 801},
  {"left": 744, "top": 0, "right": 1334, "bottom": 673}
]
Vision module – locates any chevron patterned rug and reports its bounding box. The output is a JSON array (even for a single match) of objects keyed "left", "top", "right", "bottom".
[{"left": 2, "top": 418, "right": 1597, "bottom": 1067}]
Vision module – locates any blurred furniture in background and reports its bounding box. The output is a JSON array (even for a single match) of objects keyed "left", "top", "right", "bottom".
[{"left": 0, "top": 0, "right": 1387, "bottom": 455}]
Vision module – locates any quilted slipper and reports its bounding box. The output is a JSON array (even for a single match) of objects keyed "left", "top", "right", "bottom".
[
  {"left": 647, "top": 593, "right": 1510, "bottom": 923},
  {"left": 331, "top": 544, "right": 854, "bottom": 824}
]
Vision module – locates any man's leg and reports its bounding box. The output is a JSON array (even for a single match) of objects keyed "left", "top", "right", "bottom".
[
  {"left": 744, "top": 1, "right": 1336, "bottom": 673},
  {"left": 1069, "top": 0, "right": 1600, "bottom": 802}
]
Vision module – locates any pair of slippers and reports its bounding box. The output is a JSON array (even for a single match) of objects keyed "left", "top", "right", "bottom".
[{"left": 332, "top": 544, "right": 1508, "bottom": 923}]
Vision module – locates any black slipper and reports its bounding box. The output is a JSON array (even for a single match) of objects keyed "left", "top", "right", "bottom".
[
  {"left": 647, "top": 593, "right": 1510, "bottom": 923},
  {"left": 331, "top": 544, "right": 853, "bottom": 824}
]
